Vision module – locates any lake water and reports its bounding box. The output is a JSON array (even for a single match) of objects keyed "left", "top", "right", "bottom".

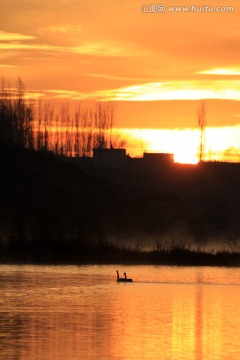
[{"left": 1, "top": 265, "right": 240, "bottom": 360}]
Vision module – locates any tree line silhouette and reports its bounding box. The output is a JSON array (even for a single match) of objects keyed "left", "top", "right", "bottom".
[
  {"left": 0, "top": 78, "right": 124, "bottom": 156},
  {"left": 0, "top": 78, "right": 34, "bottom": 149}
]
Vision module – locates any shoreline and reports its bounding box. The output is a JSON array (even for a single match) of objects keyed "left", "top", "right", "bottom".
[{"left": 1, "top": 247, "right": 240, "bottom": 267}]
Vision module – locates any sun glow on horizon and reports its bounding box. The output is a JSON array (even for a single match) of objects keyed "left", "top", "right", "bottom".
[
  {"left": 174, "top": 151, "right": 199, "bottom": 164},
  {"left": 119, "top": 126, "right": 240, "bottom": 164},
  {"left": 119, "top": 128, "right": 199, "bottom": 164}
]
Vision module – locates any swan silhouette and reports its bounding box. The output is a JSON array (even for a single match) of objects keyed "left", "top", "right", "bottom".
[
  {"left": 124, "top": 272, "right": 133, "bottom": 282},
  {"left": 116, "top": 270, "right": 133, "bottom": 282}
]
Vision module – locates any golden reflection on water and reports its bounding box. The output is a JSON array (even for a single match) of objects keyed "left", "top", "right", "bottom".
[{"left": 1, "top": 265, "right": 240, "bottom": 360}]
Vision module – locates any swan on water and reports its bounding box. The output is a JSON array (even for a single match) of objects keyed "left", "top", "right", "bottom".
[
  {"left": 124, "top": 272, "right": 133, "bottom": 282},
  {"left": 116, "top": 270, "right": 133, "bottom": 282}
]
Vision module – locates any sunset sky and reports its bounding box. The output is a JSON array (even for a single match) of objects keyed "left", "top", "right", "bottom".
[{"left": 1, "top": 0, "right": 240, "bottom": 161}]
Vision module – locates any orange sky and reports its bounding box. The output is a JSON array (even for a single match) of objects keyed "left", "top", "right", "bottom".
[{"left": 0, "top": 0, "right": 240, "bottom": 161}]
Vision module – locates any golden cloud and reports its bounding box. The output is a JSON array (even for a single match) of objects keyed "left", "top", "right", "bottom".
[
  {"left": 37, "top": 25, "right": 83, "bottom": 35},
  {"left": 91, "top": 80, "right": 240, "bottom": 101},
  {"left": 0, "top": 64, "right": 21, "bottom": 67},
  {"left": 198, "top": 68, "right": 240, "bottom": 76},
  {"left": 46, "top": 89, "right": 85, "bottom": 99},
  {"left": 0, "top": 41, "right": 138, "bottom": 57},
  {"left": 38, "top": 80, "right": 240, "bottom": 102},
  {"left": 0, "top": 31, "right": 35, "bottom": 41}
]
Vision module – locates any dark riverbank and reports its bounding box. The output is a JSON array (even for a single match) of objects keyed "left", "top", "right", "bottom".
[
  {"left": 1, "top": 241, "right": 240, "bottom": 267},
  {"left": 1, "top": 138, "right": 240, "bottom": 266}
]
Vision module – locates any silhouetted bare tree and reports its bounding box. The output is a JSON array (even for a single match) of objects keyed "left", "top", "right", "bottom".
[
  {"left": 197, "top": 101, "right": 207, "bottom": 162},
  {"left": 0, "top": 77, "right": 34, "bottom": 149},
  {"left": 94, "top": 102, "right": 116, "bottom": 149}
]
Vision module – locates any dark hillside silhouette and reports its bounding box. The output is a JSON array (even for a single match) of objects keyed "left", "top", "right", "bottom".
[{"left": 1, "top": 138, "right": 240, "bottom": 265}]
